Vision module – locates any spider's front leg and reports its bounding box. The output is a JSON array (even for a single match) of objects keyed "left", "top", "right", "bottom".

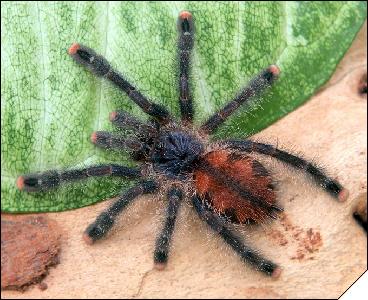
[
  {"left": 154, "top": 186, "right": 183, "bottom": 270},
  {"left": 68, "top": 44, "right": 171, "bottom": 123},
  {"left": 17, "top": 164, "right": 141, "bottom": 192},
  {"left": 200, "top": 65, "right": 280, "bottom": 134},
  {"left": 223, "top": 140, "right": 349, "bottom": 201},
  {"left": 192, "top": 195, "right": 281, "bottom": 278},
  {"left": 84, "top": 180, "right": 159, "bottom": 244},
  {"left": 177, "top": 11, "right": 195, "bottom": 124}
]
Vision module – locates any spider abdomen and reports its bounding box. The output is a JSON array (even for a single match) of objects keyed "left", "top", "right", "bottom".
[{"left": 194, "top": 150, "right": 277, "bottom": 224}]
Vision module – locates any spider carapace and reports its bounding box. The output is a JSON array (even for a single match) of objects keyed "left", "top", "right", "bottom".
[{"left": 17, "top": 11, "right": 348, "bottom": 278}]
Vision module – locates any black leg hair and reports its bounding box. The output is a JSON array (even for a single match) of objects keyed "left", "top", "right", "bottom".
[
  {"left": 109, "top": 110, "right": 157, "bottom": 136},
  {"left": 68, "top": 44, "right": 172, "bottom": 123},
  {"left": 200, "top": 65, "right": 280, "bottom": 134},
  {"left": 17, "top": 164, "right": 141, "bottom": 192},
  {"left": 177, "top": 11, "right": 194, "bottom": 124},
  {"left": 84, "top": 180, "right": 158, "bottom": 244},
  {"left": 153, "top": 187, "right": 183, "bottom": 269},
  {"left": 91, "top": 131, "right": 146, "bottom": 153},
  {"left": 197, "top": 160, "right": 282, "bottom": 217},
  {"left": 223, "top": 140, "right": 349, "bottom": 201},
  {"left": 192, "top": 195, "right": 281, "bottom": 278}
]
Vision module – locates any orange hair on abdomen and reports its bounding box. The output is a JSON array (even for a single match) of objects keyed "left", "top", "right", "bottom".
[{"left": 194, "top": 150, "right": 276, "bottom": 223}]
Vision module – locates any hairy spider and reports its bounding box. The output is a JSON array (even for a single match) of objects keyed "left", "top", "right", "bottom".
[{"left": 17, "top": 11, "right": 349, "bottom": 278}]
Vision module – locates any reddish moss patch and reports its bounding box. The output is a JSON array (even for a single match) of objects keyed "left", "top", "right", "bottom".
[{"left": 1, "top": 214, "right": 61, "bottom": 291}]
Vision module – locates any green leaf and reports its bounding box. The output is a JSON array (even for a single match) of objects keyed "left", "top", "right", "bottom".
[{"left": 1, "top": 1, "right": 366, "bottom": 212}]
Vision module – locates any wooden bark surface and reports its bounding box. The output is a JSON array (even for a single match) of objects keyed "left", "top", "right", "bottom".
[{"left": 1, "top": 22, "right": 366, "bottom": 300}]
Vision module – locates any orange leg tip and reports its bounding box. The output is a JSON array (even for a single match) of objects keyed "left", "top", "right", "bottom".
[
  {"left": 83, "top": 232, "right": 94, "bottom": 245},
  {"left": 109, "top": 111, "right": 117, "bottom": 122},
  {"left": 271, "top": 267, "right": 282, "bottom": 279},
  {"left": 269, "top": 65, "right": 280, "bottom": 76},
  {"left": 154, "top": 262, "right": 167, "bottom": 271},
  {"left": 68, "top": 43, "right": 80, "bottom": 55},
  {"left": 179, "top": 10, "right": 192, "bottom": 20},
  {"left": 16, "top": 176, "right": 25, "bottom": 190},
  {"left": 90, "top": 131, "right": 97, "bottom": 143},
  {"left": 338, "top": 188, "right": 349, "bottom": 202}
]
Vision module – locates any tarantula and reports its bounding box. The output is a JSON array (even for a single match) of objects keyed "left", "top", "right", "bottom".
[{"left": 17, "top": 11, "right": 348, "bottom": 278}]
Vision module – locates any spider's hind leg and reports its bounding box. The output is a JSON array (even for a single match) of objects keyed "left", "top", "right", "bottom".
[
  {"left": 192, "top": 195, "right": 281, "bottom": 278},
  {"left": 154, "top": 186, "right": 183, "bottom": 269},
  {"left": 84, "top": 180, "right": 158, "bottom": 244},
  {"left": 224, "top": 140, "right": 349, "bottom": 202}
]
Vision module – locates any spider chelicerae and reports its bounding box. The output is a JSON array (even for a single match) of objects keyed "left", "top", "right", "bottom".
[{"left": 17, "top": 11, "right": 349, "bottom": 278}]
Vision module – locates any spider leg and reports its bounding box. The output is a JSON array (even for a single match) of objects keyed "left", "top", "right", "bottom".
[
  {"left": 84, "top": 180, "right": 158, "bottom": 244},
  {"left": 192, "top": 195, "right": 281, "bottom": 278},
  {"left": 154, "top": 187, "right": 183, "bottom": 269},
  {"left": 200, "top": 65, "right": 280, "bottom": 134},
  {"left": 16, "top": 164, "right": 141, "bottom": 192},
  {"left": 223, "top": 140, "right": 349, "bottom": 201},
  {"left": 197, "top": 160, "right": 281, "bottom": 218},
  {"left": 68, "top": 44, "right": 172, "bottom": 123},
  {"left": 109, "top": 110, "right": 157, "bottom": 136},
  {"left": 91, "top": 131, "right": 146, "bottom": 152},
  {"left": 177, "top": 11, "right": 194, "bottom": 124}
]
